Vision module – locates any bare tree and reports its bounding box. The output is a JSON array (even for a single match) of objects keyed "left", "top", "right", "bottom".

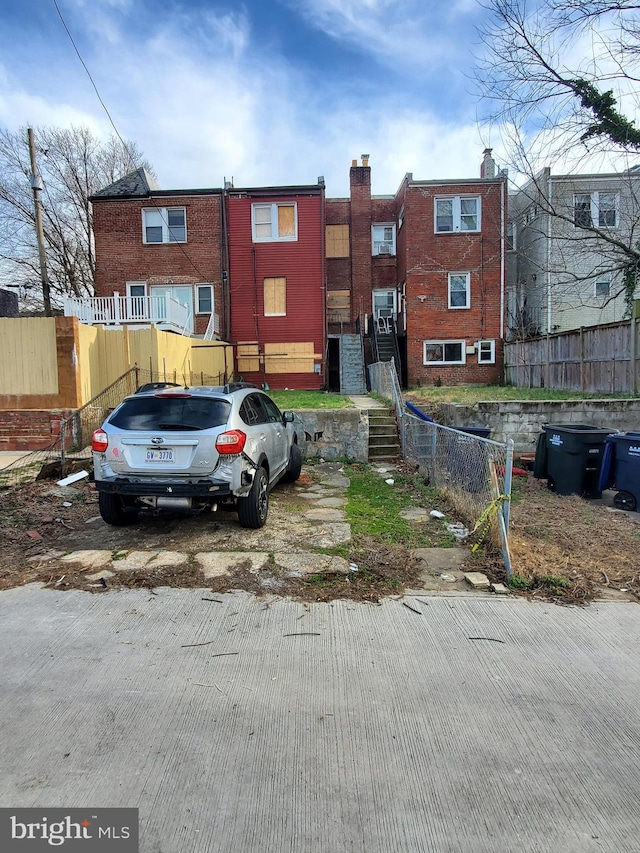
[
  {"left": 477, "top": 1, "right": 640, "bottom": 333},
  {"left": 0, "top": 125, "right": 153, "bottom": 309}
]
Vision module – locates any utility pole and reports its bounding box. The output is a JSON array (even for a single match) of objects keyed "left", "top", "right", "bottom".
[{"left": 27, "top": 127, "right": 52, "bottom": 316}]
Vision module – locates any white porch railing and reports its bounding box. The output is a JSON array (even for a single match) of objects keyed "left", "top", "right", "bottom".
[
  {"left": 63, "top": 292, "right": 192, "bottom": 335},
  {"left": 203, "top": 312, "right": 220, "bottom": 340}
]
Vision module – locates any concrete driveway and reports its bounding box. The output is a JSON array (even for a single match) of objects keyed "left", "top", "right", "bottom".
[{"left": 1, "top": 584, "right": 639, "bottom": 852}]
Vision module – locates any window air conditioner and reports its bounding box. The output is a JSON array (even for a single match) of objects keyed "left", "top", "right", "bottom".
[{"left": 378, "top": 244, "right": 391, "bottom": 255}]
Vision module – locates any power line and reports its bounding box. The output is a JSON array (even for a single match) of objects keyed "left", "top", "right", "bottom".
[{"left": 50, "top": 0, "right": 213, "bottom": 285}]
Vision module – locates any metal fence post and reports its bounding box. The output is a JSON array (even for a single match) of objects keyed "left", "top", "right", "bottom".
[
  {"left": 503, "top": 438, "right": 514, "bottom": 531},
  {"left": 59, "top": 419, "right": 67, "bottom": 477}
]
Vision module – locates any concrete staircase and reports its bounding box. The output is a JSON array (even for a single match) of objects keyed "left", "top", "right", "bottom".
[
  {"left": 367, "top": 408, "right": 400, "bottom": 461},
  {"left": 340, "top": 334, "right": 366, "bottom": 394}
]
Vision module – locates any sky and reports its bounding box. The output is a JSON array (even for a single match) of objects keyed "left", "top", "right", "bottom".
[{"left": 0, "top": 0, "right": 506, "bottom": 197}]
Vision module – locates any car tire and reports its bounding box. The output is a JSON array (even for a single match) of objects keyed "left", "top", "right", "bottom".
[
  {"left": 282, "top": 444, "right": 303, "bottom": 483},
  {"left": 237, "top": 466, "right": 269, "bottom": 529},
  {"left": 98, "top": 492, "right": 138, "bottom": 526}
]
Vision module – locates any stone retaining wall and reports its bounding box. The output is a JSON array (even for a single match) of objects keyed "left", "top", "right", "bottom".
[
  {"left": 435, "top": 400, "right": 640, "bottom": 453},
  {"left": 293, "top": 408, "right": 369, "bottom": 463}
]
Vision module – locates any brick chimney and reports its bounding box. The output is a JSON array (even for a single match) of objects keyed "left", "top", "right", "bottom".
[
  {"left": 480, "top": 148, "right": 496, "bottom": 179},
  {"left": 350, "top": 155, "right": 373, "bottom": 323}
]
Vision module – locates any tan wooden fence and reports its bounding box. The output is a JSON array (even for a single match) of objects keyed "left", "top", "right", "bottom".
[
  {"left": 0, "top": 317, "right": 234, "bottom": 410},
  {"left": 504, "top": 318, "right": 639, "bottom": 395}
]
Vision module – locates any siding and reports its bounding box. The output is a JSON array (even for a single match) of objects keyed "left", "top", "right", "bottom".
[{"left": 227, "top": 192, "right": 325, "bottom": 389}]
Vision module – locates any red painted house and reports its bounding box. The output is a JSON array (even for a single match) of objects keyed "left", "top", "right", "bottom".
[{"left": 226, "top": 183, "right": 326, "bottom": 390}]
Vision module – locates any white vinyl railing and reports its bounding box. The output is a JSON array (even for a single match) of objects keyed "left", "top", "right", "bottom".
[
  {"left": 63, "top": 292, "right": 192, "bottom": 335},
  {"left": 203, "top": 312, "right": 220, "bottom": 339}
]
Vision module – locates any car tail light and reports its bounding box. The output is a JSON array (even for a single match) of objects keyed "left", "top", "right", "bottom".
[
  {"left": 92, "top": 429, "right": 109, "bottom": 452},
  {"left": 216, "top": 429, "right": 247, "bottom": 454}
]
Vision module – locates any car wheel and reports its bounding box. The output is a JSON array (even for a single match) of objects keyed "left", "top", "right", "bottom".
[
  {"left": 281, "top": 444, "right": 303, "bottom": 483},
  {"left": 237, "top": 467, "right": 269, "bottom": 529},
  {"left": 98, "top": 492, "right": 139, "bottom": 526}
]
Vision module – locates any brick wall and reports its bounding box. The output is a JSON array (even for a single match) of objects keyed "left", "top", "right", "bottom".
[
  {"left": 93, "top": 193, "right": 225, "bottom": 338},
  {"left": 403, "top": 180, "right": 505, "bottom": 387},
  {"left": 0, "top": 410, "right": 75, "bottom": 451}
]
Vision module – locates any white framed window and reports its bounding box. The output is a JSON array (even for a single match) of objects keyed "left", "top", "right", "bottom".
[
  {"left": 506, "top": 222, "right": 516, "bottom": 251},
  {"left": 595, "top": 275, "right": 611, "bottom": 298},
  {"left": 435, "top": 196, "right": 480, "bottom": 233},
  {"left": 196, "top": 284, "right": 213, "bottom": 314},
  {"left": 423, "top": 340, "right": 466, "bottom": 365},
  {"left": 448, "top": 272, "right": 470, "bottom": 309},
  {"left": 574, "top": 192, "right": 618, "bottom": 228},
  {"left": 372, "top": 224, "right": 396, "bottom": 256},
  {"left": 252, "top": 203, "right": 297, "bottom": 242},
  {"left": 478, "top": 339, "right": 495, "bottom": 363},
  {"left": 142, "top": 207, "right": 186, "bottom": 243}
]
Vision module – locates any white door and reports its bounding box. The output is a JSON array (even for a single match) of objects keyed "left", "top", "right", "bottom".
[{"left": 150, "top": 285, "right": 193, "bottom": 333}]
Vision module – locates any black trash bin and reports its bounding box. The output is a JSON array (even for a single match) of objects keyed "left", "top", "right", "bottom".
[
  {"left": 448, "top": 426, "right": 492, "bottom": 493},
  {"left": 540, "top": 424, "right": 612, "bottom": 497},
  {"left": 454, "top": 426, "right": 492, "bottom": 439},
  {"left": 600, "top": 432, "right": 640, "bottom": 511}
]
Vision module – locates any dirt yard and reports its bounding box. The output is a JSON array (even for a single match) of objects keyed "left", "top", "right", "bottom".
[{"left": 0, "top": 465, "right": 638, "bottom": 605}]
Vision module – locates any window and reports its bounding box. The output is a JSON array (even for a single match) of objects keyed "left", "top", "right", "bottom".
[
  {"left": 372, "top": 224, "right": 396, "bottom": 256},
  {"left": 423, "top": 341, "right": 466, "bottom": 365},
  {"left": 252, "top": 203, "right": 297, "bottom": 242},
  {"left": 435, "top": 196, "right": 480, "bottom": 232},
  {"left": 264, "top": 277, "right": 286, "bottom": 316},
  {"left": 398, "top": 205, "right": 405, "bottom": 230},
  {"left": 595, "top": 275, "right": 611, "bottom": 298},
  {"left": 523, "top": 205, "right": 539, "bottom": 225},
  {"left": 478, "top": 340, "right": 495, "bottom": 364},
  {"left": 326, "top": 224, "right": 349, "bottom": 258},
  {"left": 574, "top": 192, "right": 618, "bottom": 228},
  {"left": 142, "top": 208, "right": 186, "bottom": 243},
  {"left": 196, "top": 284, "right": 213, "bottom": 314},
  {"left": 506, "top": 222, "right": 516, "bottom": 251},
  {"left": 448, "top": 272, "right": 470, "bottom": 309}
]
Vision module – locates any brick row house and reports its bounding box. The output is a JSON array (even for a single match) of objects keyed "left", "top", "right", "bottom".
[{"left": 84, "top": 151, "right": 507, "bottom": 389}]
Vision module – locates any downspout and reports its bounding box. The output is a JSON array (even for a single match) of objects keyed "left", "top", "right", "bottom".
[{"left": 221, "top": 184, "right": 231, "bottom": 341}]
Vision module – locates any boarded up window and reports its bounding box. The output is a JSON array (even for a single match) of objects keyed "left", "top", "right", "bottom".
[
  {"left": 278, "top": 205, "right": 296, "bottom": 237},
  {"left": 264, "top": 277, "right": 286, "bottom": 316},
  {"left": 236, "top": 342, "right": 260, "bottom": 374},
  {"left": 327, "top": 290, "right": 350, "bottom": 322},
  {"left": 263, "top": 342, "right": 321, "bottom": 374},
  {"left": 326, "top": 224, "right": 349, "bottom": 258}
]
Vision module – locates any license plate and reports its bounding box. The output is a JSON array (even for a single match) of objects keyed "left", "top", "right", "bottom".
[{"left": 145, "top": 448, "right": 174, "bottom": 463}]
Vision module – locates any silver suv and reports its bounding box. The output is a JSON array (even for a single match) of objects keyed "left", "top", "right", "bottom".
[{"left": 91, "top": 383, "right": 302, "bottom": 529}]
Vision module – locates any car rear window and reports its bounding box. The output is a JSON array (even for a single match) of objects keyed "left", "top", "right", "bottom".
[{"left": 109, "top": 396, "right": 231, "bottom": 431}]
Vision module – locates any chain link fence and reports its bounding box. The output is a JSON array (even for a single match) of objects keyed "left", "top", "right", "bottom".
[
  {"left": 0, "top": 366, "right": 230, "bottom": 489},
  {"left": 369, "top": 360, "right": 513, "bottom": 573}
]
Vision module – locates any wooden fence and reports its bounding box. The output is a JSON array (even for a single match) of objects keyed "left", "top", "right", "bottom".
[{"left": 504, "top": 319, "right": 639, "bottom": 394}]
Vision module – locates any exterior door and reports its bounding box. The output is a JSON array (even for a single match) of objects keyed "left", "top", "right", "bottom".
[
  {"left": 150, "top": 285, "right": 194, "bottom": 333},
  {"left": 373, "top": 289, "right": 396, "bottom": 322}
]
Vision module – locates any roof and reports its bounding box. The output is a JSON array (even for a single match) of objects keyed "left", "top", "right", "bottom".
[{"left": 92, "top": 167, "right": 161, "bottom": 199}]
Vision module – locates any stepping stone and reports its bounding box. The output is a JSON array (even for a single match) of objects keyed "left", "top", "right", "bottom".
[
  {"left": 85, "top": 569, "right": 116, "bottom": 582},
  {"left": 304, "top": 508, "right": 345, "bottom": 522},
  {"left": 195, "top": 551, "right": 269, "bottom": 579},
  {"left": 274, "top": 553, "right": 351, "bottom": 576},
  {"left": 400, "top": 507, "right": 429, "bottom": 522},
  {"left": 316, "top": 497, "right": 347, "bottom": 508},
  {"left": 61, "top": 550, "right": 113, "bottom": 569},
  {"left": 464, "top": 571, "right": 491, "bottom": 589},
  {"left": 111, "top": 551, "right": 155, "bottom": 572}
]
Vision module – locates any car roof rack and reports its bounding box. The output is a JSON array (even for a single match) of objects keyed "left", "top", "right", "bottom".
[
  {"left": 135, "top": 381, "right": 182, "bottom": 394},
  {"left": 222, "top": 381, "right": 260, "bottom": 393}
]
